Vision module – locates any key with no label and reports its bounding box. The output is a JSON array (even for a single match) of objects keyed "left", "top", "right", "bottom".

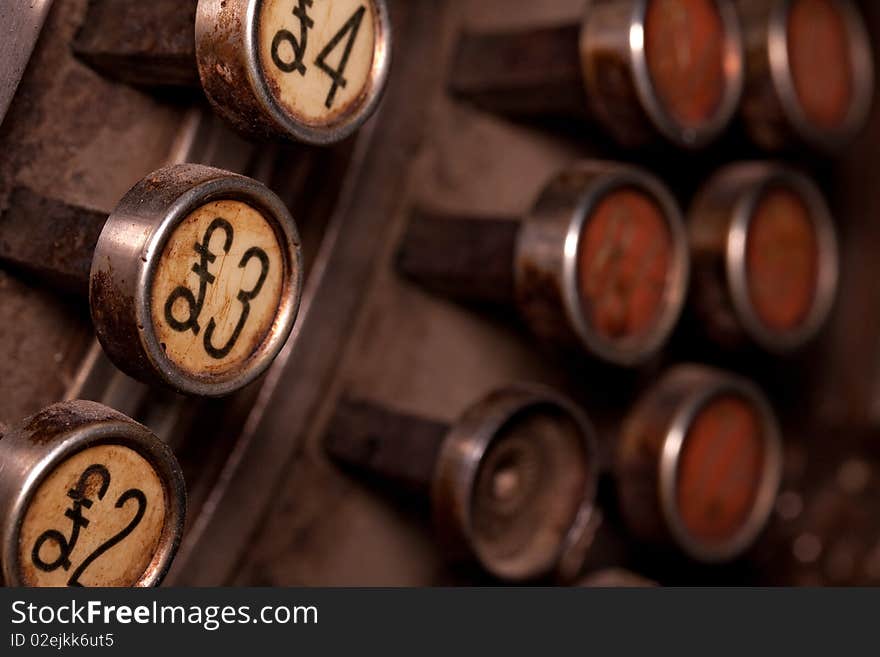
[
  {"left": 449, "top": 0, "right": 744, "bottom": 149},
  {"left": 688, "top": 163, "right": 839, "bottom": 353},
  {"left": 324, "top": 385, "right": 600, "bottom": 583},
  {"left": 616, "top": 365, "right": 782, "bottom": 562},
  {"left": 737, "top": 0, "right": 873, "bottom": 151},
  {"left": 72, "top": 0, "right": 392, "bottom": 145},
  {"left": 397, "top": 162, "right": 690, "bottom": 367},
  {"left": 0, "top": 164, "right": 304, "bottom": 397},
  {"left": 0, "top": 400, "right": 186, "bottom": 587}
]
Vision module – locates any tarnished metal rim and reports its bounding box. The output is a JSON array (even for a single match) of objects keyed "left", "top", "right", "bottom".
[
  {"left": 626, "top": 0, "right": 745, "bottom": 148},
  {"left": 132, "top": 171, "right": 303, "bottom": 397},
  {"left": 431, "top": 384, "right": 599, "bottom": 582},
  {"left": 658, "top": 369, "right": 782, "bottom": 563},
  {"left": 0, "top": 1, "right": 56, "bottom": 128},
  {"left": 242, "top": 0, "right": 393, "bottom": 145},
  {"left": 560, "top": 165, "right": 690, "bottom": 367},
  {"left": 0, "top": 404, "right": 186, "bottom": 587},
  {"left": 725, "top": 164, "right": 839, "bottom": 353},
  {"left": 767, "top": 0, "right": 874, "bottom": 150}
]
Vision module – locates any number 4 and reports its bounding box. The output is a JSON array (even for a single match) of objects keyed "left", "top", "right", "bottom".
[{"left": 315, "top": 6, "right": 367, "bottom": 109}]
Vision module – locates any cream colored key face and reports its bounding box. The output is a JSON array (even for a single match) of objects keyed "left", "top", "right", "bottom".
[
  {"left": 90, "top": 164, "right": 302, "bottom": 397},
  {"left": 19, "top": 445, "right": 167, "bottom": 587},
  {"left": 259, "top": 0, "right": 378, "bottom": 126},
  {"left": 150, "top": 200, "right": 285, "bottom": 380}
]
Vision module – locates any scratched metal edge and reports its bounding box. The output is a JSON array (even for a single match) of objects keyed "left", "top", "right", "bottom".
[
  {"left": 0, "top": 1, "right": 56, "bottom": 128},
  {"left": 165, "top": 0, "right": 442, "bottom": 586},
  {"left": 65, "top": 110, "right": 257, "bottom": 436}
]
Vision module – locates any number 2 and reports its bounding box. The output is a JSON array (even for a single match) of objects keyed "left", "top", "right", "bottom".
[{"left": 67, "top": 489, "right": 147, "bottom": 587}]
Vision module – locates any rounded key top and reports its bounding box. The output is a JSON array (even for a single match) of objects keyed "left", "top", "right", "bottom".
[
  {"left": 398, "top": 162, "right": 689, "bottom": 367},
  {"left": 72, "top": 0, "right": 391, "bottom": 144},
  {"left": 616, "top": 365, "right": 782, "bottom": 562},
  {"left": 196, "top": 0, "right": 392, "bottom": 144},
  {"left": 324, "top": 386, "right": 600, "bottom": 582},
  {"left": 450, "top": 0, "right": 744, "bottom": 148},
  {"left": 582, "top": 0, "right": 744, "bottom": 147},
  {"left": 433, "top": 387, "right": 600, "bottom": 583},
  {"left": 689, "top": 162, "right": 838, "bottom": 352},
  {"left": 787, "top": 0, "right": 856, "bottom": 130},
  {"left": 91, "top": 164, "right": 304, "bottom": 396},
  {"left": 644, "top": 0, "right": 731, "bottom": 132},
  {"left": 0, "top": 401, "right": 186, "bottom": 587},
  {"left": 737, "top": 0, "right": 873, "bottom": 150},
  {"left": 517, "top": 162, "right": 689, "bottom": 366}
]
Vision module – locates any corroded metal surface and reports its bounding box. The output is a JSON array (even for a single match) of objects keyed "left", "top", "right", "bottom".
[
  {"left": 1, "top": 0, "right": 879, "bottom": 588},
  {"left": 0, "top": 400, "right": 186, "bottom": 587},
  {"left": 0, "top": 187, "right": 106, "bottom": 295}
]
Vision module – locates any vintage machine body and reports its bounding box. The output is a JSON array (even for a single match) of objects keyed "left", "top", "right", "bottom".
[{"left": 0, "top": 0, "right": 878, "bottom": 587}]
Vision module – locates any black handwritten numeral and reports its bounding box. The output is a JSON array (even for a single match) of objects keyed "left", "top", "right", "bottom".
[
  {"left": 162, "top": 217, "right": 272, "bottom": 360},
  {"left": 315, "top": 6, "right": 366, "bottom": 108},
  {"left": 29, "top": 464, "right": 149, "bottom": 587},
  {"left": 164, "top": 218, "right": 233, "bottom": 336},
  {"left": 271, "top": 0, "right": 314, "bottom": 75},
  {"left": 31, "top": 465, "right": 110, "bottom": 573},
  {"left": 204, "top": 246, "right": 270, "bottom": 359},
  {"left": 67, "top": 489, "right": 147, "bottom": 587}
]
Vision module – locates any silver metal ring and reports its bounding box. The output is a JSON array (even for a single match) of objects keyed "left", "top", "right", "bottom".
[
  {"left": 725, "top": 164, "right": 838, "bottom": 353},
  {"left": 196, "top": 0, "right": 392, "bottom": 145},
  {"left": 90, "top": 164, "right": 303, "bottom": 397},
  {"left": 629, "top": 0, "right": 745, "bottom": 147},
  {"left": 657, "top": 367, "right": 782, "bottom": 562},
  {"left": 581, "top": 0, "right": 744, "bottom": 148},
  {"left": 0, "top": 401, "right": 186, "bottom": 587},
  {"left": 560, "top": 165, "right": 690, "bottom": 366}
]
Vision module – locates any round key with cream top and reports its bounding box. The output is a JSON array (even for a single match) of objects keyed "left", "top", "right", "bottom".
[
  {"left": 324, "top": 385, "right": 600, "bottom": 583},
  {"left": 449, "top": 0, "right": 744, "bottom": 149},
  {"left": 73, "top": 0, "right": 392, "bottom": 145},
  {"left": 397, "top": 162, "right": 690, "bottom": 367},
  {"left": 616, "top": 365, "right": 782, "bottom": 562},
  {"left": 0, "top": 401, "right": 186, "bottom": 587},
  {"left": 0, "top": 164, "right": 303, "bottom": 396}
]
